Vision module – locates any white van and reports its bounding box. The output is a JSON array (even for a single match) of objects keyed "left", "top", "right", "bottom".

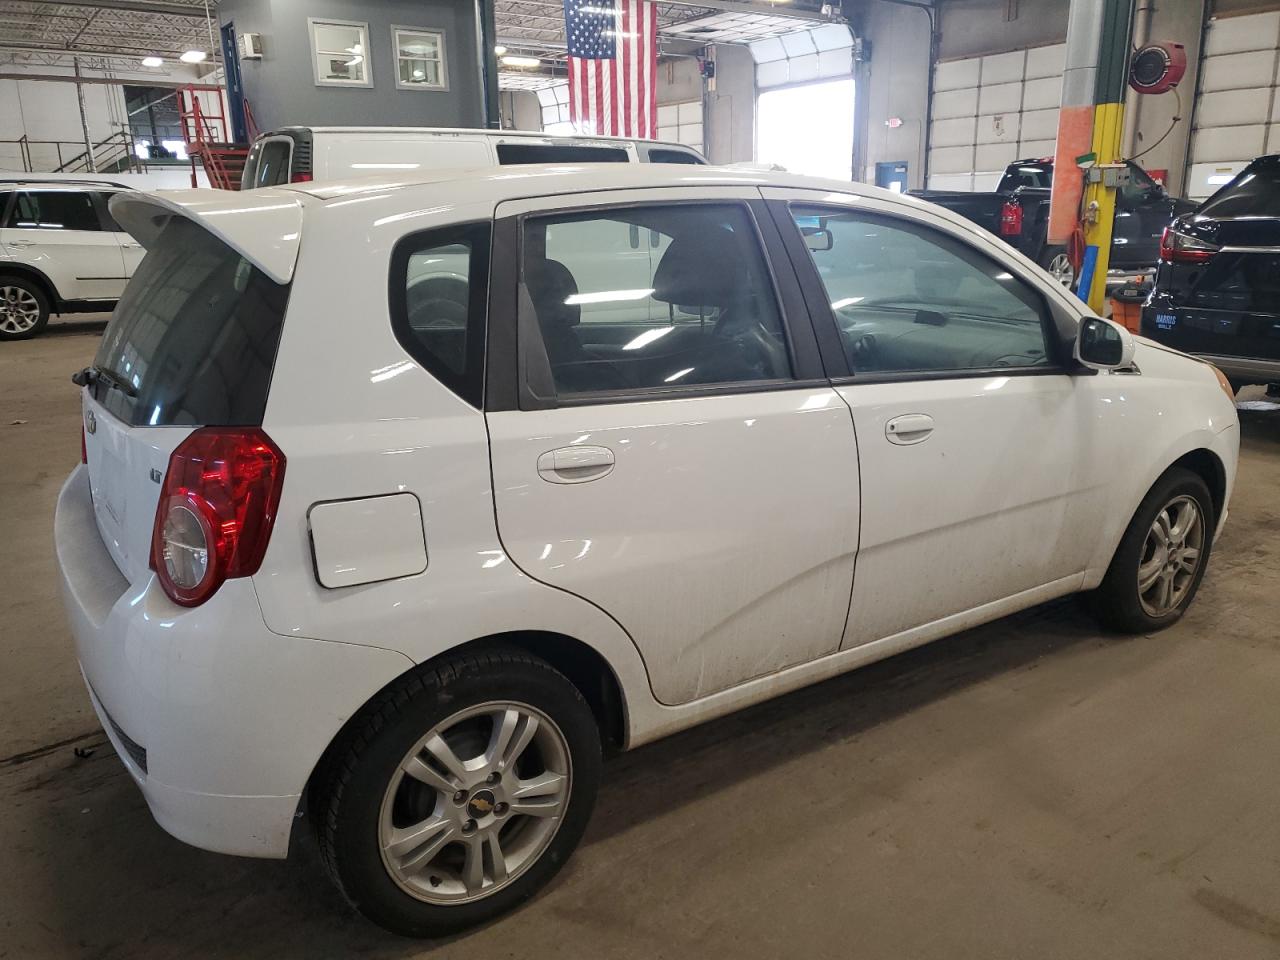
[{"left": 240, "top": 126, "right": 706, "bottom": 188}]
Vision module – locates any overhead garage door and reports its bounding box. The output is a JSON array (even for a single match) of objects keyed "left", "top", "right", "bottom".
[
  {"left": 1188, "top": 11, "right": 1280, "bottom": 200},
  {"left": 927, "top": 43, "right": 1065, "bottom": 191}
]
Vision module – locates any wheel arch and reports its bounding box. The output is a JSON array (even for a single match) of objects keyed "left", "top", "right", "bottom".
[
  {"left": 0, "top": 262, "right": 60, "bottom": 310},
  {"left": 300, "top": 629, "right": 629, "bottom": 829},
  {"left": 1167, "top": 447, "right": 1227, "bottom": 527}
]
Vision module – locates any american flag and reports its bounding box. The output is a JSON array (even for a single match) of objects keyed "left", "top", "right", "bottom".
[{"left": 564, "top": 0, "right": 658, "bottom": 138}]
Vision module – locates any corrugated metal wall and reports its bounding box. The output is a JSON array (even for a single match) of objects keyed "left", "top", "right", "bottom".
[
  {"left": 927, "top": 43, "right": 1066, "bottom": 190},
  {"left": 1188, "top": 11, "right": 1280, "bottom": 198}
]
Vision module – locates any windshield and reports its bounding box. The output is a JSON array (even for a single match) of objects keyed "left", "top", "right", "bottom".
[{"left": 92, "top": 216, "right": 291, "bottom": 426}]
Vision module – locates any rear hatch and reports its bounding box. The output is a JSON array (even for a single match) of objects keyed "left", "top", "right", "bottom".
[
  {"left": 1150, "top": 157, "right": 1280, "bottom": 360},
  {"left": 82, "top": 189, "right": 300, "bottom": 584}
]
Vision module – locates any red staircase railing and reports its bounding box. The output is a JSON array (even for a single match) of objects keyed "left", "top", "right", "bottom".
[{"left": 176, "top": 85, "right": 250, "bottom": 191}]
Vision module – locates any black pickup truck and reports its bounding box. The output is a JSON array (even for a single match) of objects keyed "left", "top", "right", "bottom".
[{"left": 912, "top": 158, "right": 1195, "bottom": 288}]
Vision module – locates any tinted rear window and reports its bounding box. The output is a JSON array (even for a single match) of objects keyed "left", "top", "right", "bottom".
[
  {"left": 92, "top": 217, "right": 290, "bottom": 426},
  {"left": 496, "top": 143, "right": 629, "bottom": 164},
  {"left": 1198, "top": 162, "right": 1280, "bottom": 219},
  {"left": 250, "top": 139, "right": 293, "bottom": 187}
]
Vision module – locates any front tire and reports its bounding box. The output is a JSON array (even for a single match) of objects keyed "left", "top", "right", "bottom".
[
  {"left": 0, "top": 276, "right": 51, "bottom": 340},
  {"left": 1086, "top": 467, "right": 1215, "bottom": 633},
  {"left": 314, "top": 648, "right": 602, "bottom": 937}
]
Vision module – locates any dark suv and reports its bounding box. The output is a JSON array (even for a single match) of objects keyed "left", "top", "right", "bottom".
[{"left": 1142, "top": 155, "right": 1280, "bottom": 391}]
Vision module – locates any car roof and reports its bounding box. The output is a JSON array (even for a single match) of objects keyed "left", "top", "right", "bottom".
[
  {"left": 109, "top": 164, "right": 957, "bottom": 287},
  {"left": 0, "top": 179, "right": 131, "bottom": 190},
  {"left": 282, "top": 162, "right": 899, "bottom": 202},
  {"left": 268, "top": 126, "right": 699, "bottom": 150}
]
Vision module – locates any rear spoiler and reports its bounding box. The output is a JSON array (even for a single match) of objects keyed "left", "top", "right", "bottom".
[{"left": 108, "top": 188, "right": 304, "bottom": 285}]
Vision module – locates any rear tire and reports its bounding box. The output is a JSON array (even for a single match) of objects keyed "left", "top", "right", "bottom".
[
  {"left": 314, "top": 648, "right": 602, "bottom": 938},
  {"left": 0, "top": 276, "right": 51, "bottom": 340},
  {"left": 1085, "top": 467, "right": 1215, "bottom": 633}
]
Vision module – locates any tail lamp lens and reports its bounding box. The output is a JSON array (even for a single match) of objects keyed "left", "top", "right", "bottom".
[
  {"left": 81, "top": 423, "right": 87, "bottom": 464},
  {"left": 150, "top": 427, "right": 285, "bottom": 607},
  {"left": 290, "top": 172, "right": 313, "bottom": 183},
  {"left": 999, "top": 201, "right": 1023, "bottom": 237},
  {"left": 1159, "top": 227, "right": 1218, "bottom": 264}
]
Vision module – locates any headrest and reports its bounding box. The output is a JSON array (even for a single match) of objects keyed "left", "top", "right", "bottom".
[
  {"left": 652, "top": 226, "right": 743, "bottom": 307},
  {"left": 526, "top": 258, "right": 580, "bottom": 328}
]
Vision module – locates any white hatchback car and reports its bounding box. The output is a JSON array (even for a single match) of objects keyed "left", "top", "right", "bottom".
[{"left": 57, "top": 166, "right": 1239, "bottom": 936}]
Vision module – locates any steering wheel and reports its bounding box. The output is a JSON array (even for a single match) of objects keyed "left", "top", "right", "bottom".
[{"left": 406, "top": 275, "right": 468, "bottom": 329}]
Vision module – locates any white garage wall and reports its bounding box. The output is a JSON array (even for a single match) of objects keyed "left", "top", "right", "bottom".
[
  {"left": 1188, "top": 11, "right": 1280, "bottom": 199},
  {"left": 927, "top": 43, "right": 1065, "bottom": 191}
]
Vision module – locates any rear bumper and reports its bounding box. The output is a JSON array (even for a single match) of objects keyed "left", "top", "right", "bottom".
[{"left": 55, "top": 466, "right": 414, "bottom": 859}]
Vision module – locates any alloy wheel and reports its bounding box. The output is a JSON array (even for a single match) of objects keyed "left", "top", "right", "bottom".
[
  {"left": 1046, "top": 253, "right": 1076, "bottom": 289},
  {"left": 378, "top": 701, "right": 572, "bottom": 905},
  {"left": 1137, "top": 494, "right": 1205, "bottom": 617},
  {"left": 0, "top": 285, "right": 41, "bottom": 334}
]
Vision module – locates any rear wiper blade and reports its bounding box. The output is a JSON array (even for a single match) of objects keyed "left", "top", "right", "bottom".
[{"left": 71, "top": 364, "right": 136, "bottom": 397}]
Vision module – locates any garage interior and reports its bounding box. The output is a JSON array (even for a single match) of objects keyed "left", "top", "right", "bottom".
[{"left": 3, "top": 0, "right": 1280, "bottom": 956}]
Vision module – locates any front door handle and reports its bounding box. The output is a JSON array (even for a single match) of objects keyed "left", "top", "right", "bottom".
[
  {"left": 537, "top": 444, "right": 615, "bottom": 483},
  {"left": 885, "top": 413, "right": 934, "bottom": 445}
]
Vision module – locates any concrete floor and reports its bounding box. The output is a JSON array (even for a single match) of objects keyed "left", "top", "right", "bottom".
[{"left": 4, "top": 323, "right": 1280, "bottom": 959}]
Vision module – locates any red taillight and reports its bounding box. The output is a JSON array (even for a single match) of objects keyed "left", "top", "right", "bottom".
[
  {"left": 150, "top": 427, "right": 285, "bottom": 607},
  {"left": 81, "top": 424, "right": 87, "bottom": 464},
  {"left": 999, "top": 200, "right": 1023, "bottom": 237},
  {"left": 1159, "top": 226, "right": 1218, "bottom": 264},
  {"left": 290, "top": 172, "right": 312, "bottom": 183}
]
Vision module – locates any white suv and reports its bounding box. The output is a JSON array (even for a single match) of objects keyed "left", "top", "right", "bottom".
[
  {"left": 0, "top": 181, "right": 142, "bottom": 339},
  {"left": 56, "top": 166, "right": 1239, "bottom": 937}
]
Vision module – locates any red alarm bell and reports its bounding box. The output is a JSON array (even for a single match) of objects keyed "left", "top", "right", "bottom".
[{"left": 1129, "top": 41, "right": 1187, "bottom": 95}]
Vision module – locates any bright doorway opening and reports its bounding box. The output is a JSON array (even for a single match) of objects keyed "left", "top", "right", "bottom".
[{"left": 756, "top": 78, "right": 855, "bottom": 181}]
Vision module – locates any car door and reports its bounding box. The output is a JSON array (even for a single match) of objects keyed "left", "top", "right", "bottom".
[
  {"left": 1114, "top": 163, "right": 1169, "bottom": 269},
  {"left": 94, "top": 191, "right": 145, "bottom": 280},
  {"left": 484, "top": 188, "right": 860, "bottom": 706},
  {"left": 3, "top": 189, "right": 127, "bottom": 301},
  {"left": 765, "top": 187, "right": 1118, "bottom": 649}
]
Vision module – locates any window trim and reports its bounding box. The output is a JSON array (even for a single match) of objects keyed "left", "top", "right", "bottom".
[
  {"left": 490, "top": 197, "right": 822, "bottom": 412},
  {"left": 388, "top": 221, "right": 491, "bottom": 408},
  {"left": 766, "top": 198, "right": 1071, "bottom": 382},
  {"left": 308, "top": 17, "right": 374, "bottom": 89},
  {"left": 391, "top": 25, "right": 448, "bottom": 92}
]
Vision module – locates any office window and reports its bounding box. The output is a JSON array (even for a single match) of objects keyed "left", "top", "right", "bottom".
[
  {"left": 309, "top": 18, "right": 372, "bottom": 87},
  {"left": 394, "top": 27, "right": 447, "bottom": 91}
]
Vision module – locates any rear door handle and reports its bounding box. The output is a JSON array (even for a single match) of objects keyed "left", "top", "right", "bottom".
[
  {"left": 7, "top": 239, "right": 36, "bottom": 248},
  {"left": 885, "top": 413, "right": 934, "bottom": 445},
  {"left": 537, "top": 445, "right": 615, "bottom": 483}
]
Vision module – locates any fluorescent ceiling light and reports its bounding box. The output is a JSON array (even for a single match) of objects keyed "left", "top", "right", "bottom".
[
  {"left": 140, "top": 55, "right": 163, "bottom": 67},
  {"left": 501, "top": 55, "right": 541, "bottom": 68},
  {"left": 830, "top": 297, "right": 863, "bottom": 309},
  {"left": 179, "top": 50, "right": 207, "bottom": 63},
  {"left": 564, "top": 287, "right": 653, "bottom": 305}
]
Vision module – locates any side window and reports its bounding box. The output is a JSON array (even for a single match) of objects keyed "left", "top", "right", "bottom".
[
  {"left": 390, "top": 222, "right": 490, "bottom": 407},
  {"left": 12, "top": 191, "right": 102, "bottom": 231},
  {"left": 647, "top": 148, "right": 703, "bottom": 165},
  {"left": 94, "top": 193, "right": 126, "bottom": 231},
  {"left": 792, "top": 206, "right": 1052, "bottom": 374},
  {"left": 521, "top": 203, "right": 792, "bottom": 396},
  {"left": 496, "top": 144, "right": 630, "bottom": 164}
]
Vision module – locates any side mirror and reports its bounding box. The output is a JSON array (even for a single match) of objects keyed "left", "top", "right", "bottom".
[{"left": 1075, "top": 316, "right": 1136, "bottom": 370}]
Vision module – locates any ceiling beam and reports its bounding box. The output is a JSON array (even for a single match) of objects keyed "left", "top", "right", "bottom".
[
  {"left": 0, "top": 70, "right": 220, "bottom": 88},
  {"left": 0, "top": 41, "right": 207, "bottom": 59},
  {"left": 8, "top": 0, "right": 213, "bottom": 18}
]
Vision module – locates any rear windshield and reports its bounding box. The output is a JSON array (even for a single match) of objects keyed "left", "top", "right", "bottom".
[
  {"left": 496, "top": 143, "right": 629, "bottom": 164},
  {"left": 92, "top": 216, "right": 290, "bottom": 426},
  {"left": 1198, "top": 161, "right": 1280, "bottom": 219},
  {"left": 245, "top": 139, "right": 292, "bottom": 188}
]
